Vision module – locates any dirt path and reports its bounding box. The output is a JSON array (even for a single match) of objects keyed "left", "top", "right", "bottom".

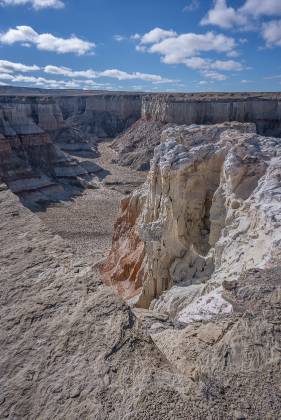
[{"left": 37, "top": 140, "right": 145, "bottom": 262}]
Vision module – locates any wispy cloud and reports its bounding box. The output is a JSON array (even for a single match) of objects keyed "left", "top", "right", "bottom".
[
  {"left": 0, "top": 59, "right": 40, "bottom": 73},
  {"left": 0, "top": 0, "right": 64, "bottom": 10},
  {"left": 113, "top": 34, "right": 126, "bottom": 42},
  {"left": 0, "top": 26, "right": 95, "bottom": 55},
  {"left": 44, "top": 64, "right": 177, "bottom": 83},
  {"left": 0, "top": 60, "right": 178, "bottom": 87},
  {"left": 183, "top": 0, "right": 199, "bottom": 12}
]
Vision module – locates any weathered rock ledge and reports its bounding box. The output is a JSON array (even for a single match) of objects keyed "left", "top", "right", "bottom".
[
  {"left": 102, "top": 122, "right": 281, "bottom": 322},
  {"left": 1, "top": 183, "right": 280, "bottom": 419}
]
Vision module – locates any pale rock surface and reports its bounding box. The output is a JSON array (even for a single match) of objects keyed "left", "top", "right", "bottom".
[
  {"left": 142, "top": 92, "right": 281, "bottom": 136},
  {"left": 5, "top": 184, "right": 276, "bottom": 419},
  {"left": 113, "top": 93, "right": 281, "bottom": 170},
  {"left": 102, "top": 122, "right": 281, "bottom": 322},
  {"left": 150, "top": 268, "right": 281, "bottom": 419},
  {"left": 0, "top": 185, "right": 194, "bottom": 420}
]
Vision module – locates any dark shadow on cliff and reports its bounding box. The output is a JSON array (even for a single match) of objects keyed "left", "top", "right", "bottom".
[{"left": 16, "top": 163, "right": 111, "bottom": 213}]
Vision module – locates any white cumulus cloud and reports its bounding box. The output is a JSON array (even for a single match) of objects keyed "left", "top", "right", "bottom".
[
  {"left": 0, "top": 26, "right": 95, "bottom": 55},
  {"left": 240, "top": 0, "right": 281, "bottom": 17},
  {"left": 201, "top": 0, "right": 281, "bottom": 30},
  {"left": 201, "top": 0, "right": 247, "bottom": 29},
  {"left": 133, "top": 27, "right": 242, "bottom": 81},
  {"left": 140, "top": 28, "right": 177, "bottom": 44},
  {"left": 141, "top": 30, "right": 236, "bottom": 62}
]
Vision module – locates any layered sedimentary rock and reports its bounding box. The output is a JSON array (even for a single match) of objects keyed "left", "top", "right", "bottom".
[
  {"left": 0, "top": 92, "right": 142, "bottom": 201},
  {"left": 55, "top": 93, "right": 142, "bottom": 143},
  {"left": 113, "top": 92, "right": 281, "bottom": 170},
  {"left": 142, "top": 93, "right": 281, "bottom": 136},
  {"left": 102, "top": 122, "right": 281, "bottom": 320},
  {"left": 0, "top": 113, "right": 98, "bottom": 203},
  {"left": 0, "top": 93, "right": 142, "bottom": 152}
]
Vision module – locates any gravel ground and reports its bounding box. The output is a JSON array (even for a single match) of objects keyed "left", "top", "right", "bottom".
[{"left": 37, "top": 140, "right": 145, "bottom": 261}]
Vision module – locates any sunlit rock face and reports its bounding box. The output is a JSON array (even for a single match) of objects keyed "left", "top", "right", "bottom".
[
  {"left": 142, "top": 93, "right": 281, "bottom": 137},
  {"left": 113, "top": 93, "right": 281, "bottom": 171},
  {"left": 102, "top": 122, "right": 281, "bottom": 320}
]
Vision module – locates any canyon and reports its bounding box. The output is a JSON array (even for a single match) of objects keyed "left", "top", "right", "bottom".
[
  {"left": 0, "top": 88, "right": 281, "bottom": 419},
  {"left": 0, "top": 90, "right": 142, "bottom": 205}
]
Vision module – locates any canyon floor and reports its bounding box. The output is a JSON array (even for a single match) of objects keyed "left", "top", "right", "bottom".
[{"left": 37, "top": 140, "right": 145, "bottom": 261}]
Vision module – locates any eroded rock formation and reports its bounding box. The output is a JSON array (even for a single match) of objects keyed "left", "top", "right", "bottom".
[
  {"left": 111, "top": 119, "right": 166, "bottom": 171},
  {"left": 102, "top": 122, "right": 281, "bottom": 321},
  {"left": 113, "top": 92, "right": 281, "bottom": 170},
  {"left": 142, "top": 92, "right": 281, "bottom": 136},
  {"left": 0, "top": 92, "right": 142, "bottom": 202},
  {"left": 1, "top": 182, "right": 280, "bottom": 419}
]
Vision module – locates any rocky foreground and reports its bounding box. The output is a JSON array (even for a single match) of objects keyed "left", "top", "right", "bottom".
[{"left": 0, "top": 183, "right": 280, "bottom": 419}]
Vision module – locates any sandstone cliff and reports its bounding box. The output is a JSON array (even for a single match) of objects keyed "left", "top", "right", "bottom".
[
  {"left": 102, "top": 122, "right": 281, "bottom": 321},
  {"left": 142, "top": 93, "right": 281, "bottom": 136},
  {"left": 113, "top": 92, "right": 281, "bottom": 171},
  {"left": 0, "top": 92, "right": 142, "bottom": 202}
]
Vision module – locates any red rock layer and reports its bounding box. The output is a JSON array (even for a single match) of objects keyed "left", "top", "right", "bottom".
[{"left": 101, "top": 191, "right": 147, "bottom": 303}]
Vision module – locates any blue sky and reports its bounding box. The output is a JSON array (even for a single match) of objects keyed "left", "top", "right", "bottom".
[{"left": 0, "top": 0, "right": 280, "bottom": 92}]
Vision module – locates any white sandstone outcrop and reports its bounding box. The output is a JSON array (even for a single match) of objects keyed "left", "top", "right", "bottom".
[{"left": 102, "top": 122, "right": 281, "bottom": 321}]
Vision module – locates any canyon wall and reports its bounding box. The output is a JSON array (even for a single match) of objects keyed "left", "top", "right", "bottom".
[
  {"left": 142, "top": 93, "right": 281, "bottom": 137},
  {"left": 102, "top": 122, "right": 281, "bottom": 320},
  {"left": 2, "top": 89, "right": 281, "bottom": 203},
  {"left": 114, "top": 93, "right": 281, "bottom": 170},
  {"left": 0, "top": 92, "right": 142, "bottom": 201}
]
